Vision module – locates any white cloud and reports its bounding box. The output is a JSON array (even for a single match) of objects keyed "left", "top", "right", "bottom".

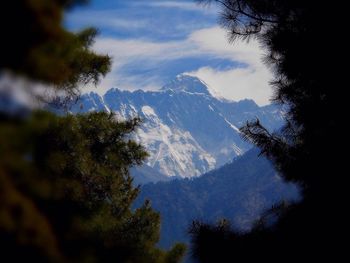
[
  {"left": 148, "top": 1, "right": 199, "bottom": 10},
  {"left": 89, "top": 37, "right": 200, "bottom": 93},
  {"left": 143, "top": 1, "right": 216, "bottom": 13},
  {"left": 185, "top": 27, "right": 273, "bottom": 105},
  {"left": 66, "top": 10, "right": 149, "bottom": 30},
  {"left": 186, "top": 66, "right": 272, "bottom": 106},
  {"left": 89, "top": 26, "right": 273, "bottom": 105},
  {"left": 189, "top": 27, "right": 263, "bottom": 66},
  {"left": 93, "top": 38, "right": 197, "bottom": 63}
]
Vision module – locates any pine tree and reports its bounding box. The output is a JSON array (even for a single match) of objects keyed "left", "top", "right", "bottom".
[
  {"left": 190, "top": 0, "right": 345, "bottom": 261},
  {"left": 1, "top": 1, "right": 185, "bottom": 262},
  {"left": 2, "top": 0, "right": 111, "bottom": 97},
  {"left": 0, "top": 111, "right": 185, "bottom": 262}
]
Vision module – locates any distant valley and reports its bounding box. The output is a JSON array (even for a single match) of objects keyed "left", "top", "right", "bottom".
[{"left": 134, "top": 148, "right": 299, "bottom": 249}]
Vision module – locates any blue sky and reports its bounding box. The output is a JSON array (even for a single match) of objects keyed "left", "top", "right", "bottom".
[{"left": 65, "top": 0, "right": 272, "bottom": 105}]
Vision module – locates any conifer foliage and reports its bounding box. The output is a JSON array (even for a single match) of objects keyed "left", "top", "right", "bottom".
[
  {"left": 1, "top": 1, "right": 185, "bottom": 262},
  {"left": 2, "top": 0, "right": 111, "bottom": 96},
  {"left": 190, "top": 0, "right": 345, "bottom": 261},
  {"left": 0, "top": 112, "right": 185, "bottom": 262}
]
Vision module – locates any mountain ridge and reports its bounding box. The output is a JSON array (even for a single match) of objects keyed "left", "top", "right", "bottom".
[
  {"left": 56, "top": 75, "right": 284, "bottom": 179},
  {"left": 134, "top": 148, "right": 300, "bottom": 249}
]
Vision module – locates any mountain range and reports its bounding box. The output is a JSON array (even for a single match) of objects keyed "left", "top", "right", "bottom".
[
  {"left": 60, "top": 75, "right": 284, "bottom": 181},
  {"left": 134, "top": 148, "right": 299, "bottom": 249}
]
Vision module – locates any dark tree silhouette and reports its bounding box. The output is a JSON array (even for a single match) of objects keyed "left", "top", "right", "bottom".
[
  {"left": 2, "top": 0, "right": 111, "bottom": 97},
  {"left": 190, "top": 0, "right": 345, "bottom": 262},
  {"left": 0, "top": 112, "right": 186, "bottom": 262},
  {"left": 1, "top": 1, "right": 186, "bottom": 262}
]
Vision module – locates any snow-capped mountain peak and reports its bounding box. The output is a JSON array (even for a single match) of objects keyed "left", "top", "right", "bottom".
[
  {"left": 161, "top": 74, "right": 212, "bottom": 96},
  {"left": 58, "top": 76, "right": 284, "bottom": 180}
]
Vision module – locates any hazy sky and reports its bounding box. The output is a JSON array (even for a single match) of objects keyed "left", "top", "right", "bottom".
[{"left": 65, "top": 0, "right": 273, "bottom": 105}]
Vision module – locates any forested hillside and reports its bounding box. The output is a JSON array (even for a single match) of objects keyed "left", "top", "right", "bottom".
[{"left": 135, "top": 149, "right": 299, "bottom": 248}]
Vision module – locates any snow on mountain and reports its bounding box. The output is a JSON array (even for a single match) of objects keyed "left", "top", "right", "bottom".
[
  {"left": 161, "top": 74, "right": 211, "bottom": 95},
  {"left": 61, "top": 75, "right": 284, "bottom": 179},
  {"left": 137, "top": 105, "right": 215, "bottom": 177}
]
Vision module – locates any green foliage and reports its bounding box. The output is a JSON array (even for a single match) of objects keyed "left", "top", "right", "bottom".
[
  {"left": 2, "top": 0, "right": 111, "bottom": 95},
  {"left": 136, "top": 149, "right": 297, "bottom": 248},
  {"left": 1, "top": 1, "right": 185, "bottom": 262},
  {"left": 1, "top": 1, "right": 185, "bottom": 261},
  {"left": 190, "top": 1, "right": 345, "bottom": 261},
  {"left": 200, "top": 0, "right": 341, "bottom": 190},
  {"left": 0, "top": 112, "right": 185, "bottom": 262}
]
